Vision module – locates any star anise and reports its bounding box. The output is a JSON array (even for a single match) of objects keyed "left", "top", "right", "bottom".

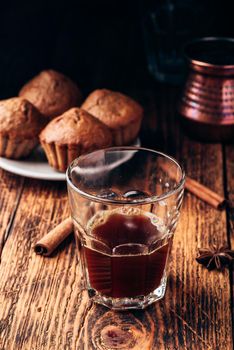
[{"left": 196, "top": 245, "right": 234, "bottom": 270}]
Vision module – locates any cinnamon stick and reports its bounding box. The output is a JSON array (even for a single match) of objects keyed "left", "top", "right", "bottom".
[
  {"left": 34, "top": 217, "right": 73, "bottom": 256},
  {"left": 159, "top": 162, "right": 225, "bottom": 209},
  {"left": 185, "top": 177, "right": 226, "bottom": 209}
]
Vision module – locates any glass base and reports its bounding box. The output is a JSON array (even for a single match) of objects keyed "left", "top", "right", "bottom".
[{"left": 88, "top": 275, "right": 167, "bottom": 310}]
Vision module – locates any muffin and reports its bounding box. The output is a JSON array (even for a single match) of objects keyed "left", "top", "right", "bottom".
[
  {"left": 0, "top": 97, "right": 45, "bottom": 159},
  {"left": 39, "top": 108, "right": 113, "bottom": 172},
  {"left": 19, "top": 70, "right": 82, "bottom": 119},
  {"left": 81, "top": 89, "right": 143, "bottom": 145}
]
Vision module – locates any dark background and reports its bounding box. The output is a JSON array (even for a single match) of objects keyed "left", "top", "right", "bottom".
[{"left": 0, "top": 0, "right": 233, "bottom": 99}]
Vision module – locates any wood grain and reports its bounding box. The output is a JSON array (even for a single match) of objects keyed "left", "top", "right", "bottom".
[
  {"left": 0, "top": 170, "right": 24, "bottom": 261},
  {"left": 146, "top": 88, "right": 232, "bottom": 350},
  {"left": 0, "top": 179, "right": 89, "bottom": 350},
  {"left": 0, "top": 88, "right": 233, "bottom": 349},
  {"left": 225, "top": 144, "right": 234, "bottom": 325}
]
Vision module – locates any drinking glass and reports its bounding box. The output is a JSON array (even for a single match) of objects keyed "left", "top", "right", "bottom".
[
  {"left": 142, "top": 1, "right": 211, "bottom": 84},
  {"left": 66, "top": 147, "right": 185, "bottom": 310}
]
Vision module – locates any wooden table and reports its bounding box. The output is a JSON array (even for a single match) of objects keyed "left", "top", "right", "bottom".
[{"left": 0, "top": 87, "right": 233, "bottom": 349}]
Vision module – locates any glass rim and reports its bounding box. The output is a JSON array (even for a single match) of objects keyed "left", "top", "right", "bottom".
[{"left": 66, "top": 146, "right": 186, "bottom": 205}]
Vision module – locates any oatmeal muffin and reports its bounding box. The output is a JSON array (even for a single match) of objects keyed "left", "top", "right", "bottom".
[
  {"left": 0, "top": 97, "right": 45, "bottom": 159},
  {"left": 19, "top": 70, "right": 82, "bottom": 119},
  {"left": 39, "top": 108, "right": 113, "bottom": 172},
  {"left": 81, "top": 89, "right": 143, "bottom": 145}
]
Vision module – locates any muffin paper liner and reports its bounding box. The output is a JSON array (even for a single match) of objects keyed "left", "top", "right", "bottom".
[
  {"left": 112, "top": 119, "right": 142, "bottom": 146},
  {"left": 41, "top": 141, "right": 81, "bottom": 172}
]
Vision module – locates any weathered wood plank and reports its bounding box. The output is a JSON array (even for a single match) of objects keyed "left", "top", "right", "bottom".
[
  {"left": 225, "top": 144, "right": 234, "bottom": 327},
  {"left": 0, "top": 170, "right": 24, "bottom": 261},
  {"left": 0, "top": 179, "right": 89, "bottom": 350},
  {"left": 168, "top": 142, "right": 231, "bottom": 350},
  {"left": 158, "top": 88, "right": 232, "bottom": 349},
  {"left": 0, "top": 88, "right": 233, "bottom": 349}
]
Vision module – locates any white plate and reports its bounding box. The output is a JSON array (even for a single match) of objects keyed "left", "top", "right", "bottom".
[
  {"left": 0, "top": 146, "right": 66, "bottom": 181},
  {"left": 0, "top": 139, "right": 140, "bottom": 181}
]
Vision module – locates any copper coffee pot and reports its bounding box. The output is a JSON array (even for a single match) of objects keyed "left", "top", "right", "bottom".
[{"left": 179, "top": 37, "right": 234, "bottom": 142}]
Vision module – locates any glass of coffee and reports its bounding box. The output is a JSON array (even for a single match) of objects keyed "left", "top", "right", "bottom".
[{"left": 66, "top": 147, "right": 185, "bottom": 310}]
